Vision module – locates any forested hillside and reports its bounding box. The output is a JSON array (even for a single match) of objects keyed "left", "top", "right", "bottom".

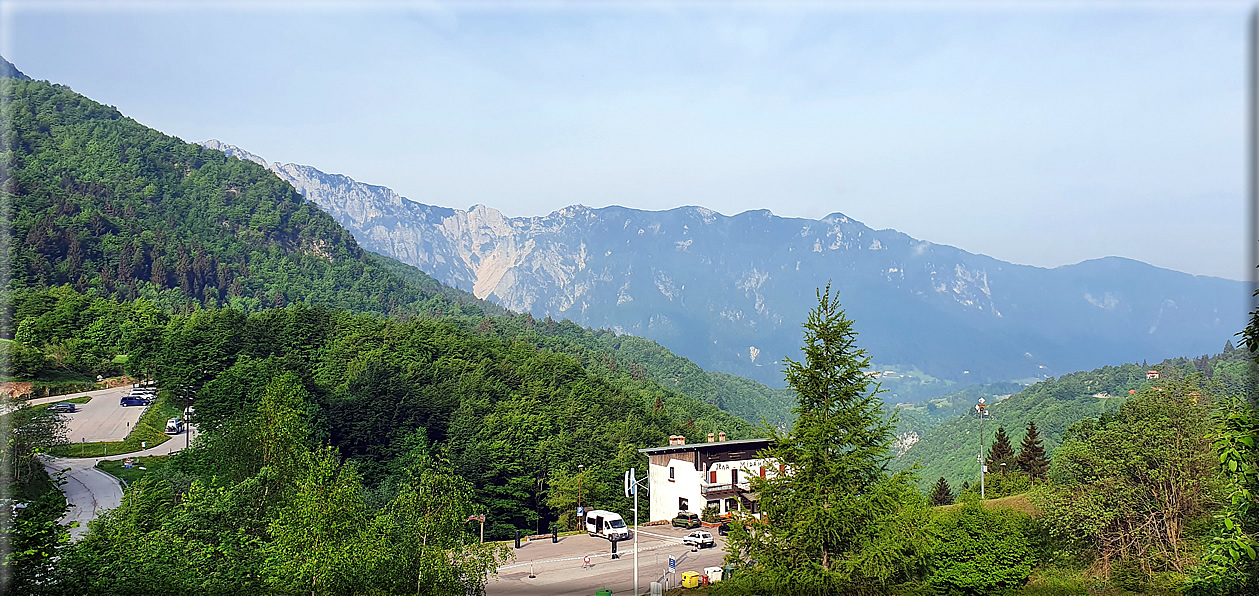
[
  {"left": 1, "top": 76, "right": 491, "bottom": 320},
  {"left": 7, "top": 286, "right": 753, "bottom": 539},
  {"left": 894, "top": 346, "right": 1253, "bottom": 491}
]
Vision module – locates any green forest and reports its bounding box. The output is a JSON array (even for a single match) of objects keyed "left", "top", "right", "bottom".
[{"left": 894, "top": 349, "right": 1254, "bottom": 492}]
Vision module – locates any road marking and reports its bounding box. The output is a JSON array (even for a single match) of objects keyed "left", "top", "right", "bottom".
[{"left": 497, "top": 535, "right": 701, "bottom": 570}]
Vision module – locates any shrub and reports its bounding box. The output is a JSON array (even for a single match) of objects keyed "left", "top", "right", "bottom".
[{"left": 928, "top": 496, "right": 1036, "bottom": 595}]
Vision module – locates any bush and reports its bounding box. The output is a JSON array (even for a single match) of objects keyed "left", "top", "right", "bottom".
[
  {"left": 0, "top": 340, "right": 49, "bottom": 378},
  {"left": 928, "top": 496, "right": 1036, "bottom": 595},
  {"left": 701, "top": 504, "right": 720, "bottom": 523}
]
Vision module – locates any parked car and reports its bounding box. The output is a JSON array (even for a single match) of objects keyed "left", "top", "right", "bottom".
[
  {"left": 682, "top": 530, "right": 716, "bottom": 549},
  {"left": 718, "top": 521, "right": 732, "bottom": 536},
  {"left": 48, "top": 402, "right": 76, "bottom": 413},
  {"left": 120, "top": 395, "right": 151, "bottom": 407},
  {"left": 672, "top": 512, "right": 701, "bottom": 529},
  {"left": 164, "top": 417, "right": 185, "bottom": 435}
]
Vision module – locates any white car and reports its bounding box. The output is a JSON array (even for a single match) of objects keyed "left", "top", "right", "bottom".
[{"left": 682, "top": 530, "right": 716, "bottom": 549}]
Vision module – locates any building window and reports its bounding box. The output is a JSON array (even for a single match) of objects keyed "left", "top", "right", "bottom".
[
  {"left": 679, "top": 497, "right": 689, "bottom": 511},
  {"left": 669, "top": 466, "right": 675, "bottom": 482},
  {"left": 707, "top": 500, "right": 720, "bottom": 512},
  {"left": 732, "top": 469, "right": 739, "bottom": 484}
]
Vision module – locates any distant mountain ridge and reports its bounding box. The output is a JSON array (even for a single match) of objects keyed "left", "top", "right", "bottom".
[{"left": 199, "top": 141, "right": 1247, "bottom": 390}]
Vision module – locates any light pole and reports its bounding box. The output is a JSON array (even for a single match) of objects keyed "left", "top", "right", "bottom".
[
  {"left": 535, "top": 477, "right": 543, "bottom": 535},
  {"left": 976, "top": 398, "right": 987, "bottom": 499},
  {"left": 625, "top": 468, "right": 648, "bottom": 596}
]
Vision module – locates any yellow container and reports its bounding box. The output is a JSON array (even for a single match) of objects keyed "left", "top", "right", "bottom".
[{"left": 681, "top": 571, "right": 701, "bottom": 588}]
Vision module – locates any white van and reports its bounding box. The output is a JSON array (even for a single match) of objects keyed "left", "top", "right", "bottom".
[{"left": 584, "top": 509, "right": 631, "bottom": 541}]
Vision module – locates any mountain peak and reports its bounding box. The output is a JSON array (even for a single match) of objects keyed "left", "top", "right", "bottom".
[
  {"left": 201, "top": 139, "right": 269, "bottom": 168},
  {"left": 0, "top": 56, "right": 31, "bottom": 80}
]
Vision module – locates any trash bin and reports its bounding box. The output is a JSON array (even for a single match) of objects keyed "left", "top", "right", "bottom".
[
  {"left": 681, "top": 571, "right": 701, "bottom": 588},
  {"left": 704, "top": 566, "right": 724, "bottom": 582},
  {"left": 596, "top": 590, "right": 612, "bottom": 596},
  {"left": 723, "top": 564, "right": 736, "bottom": 580}
]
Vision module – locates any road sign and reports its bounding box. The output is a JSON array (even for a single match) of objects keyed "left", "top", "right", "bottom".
[
  {"left": 669, "top": 555, "right": 676, "bottom": 573},
  {"left": 577, "top": 506, "right": 585, "bottom": 517}
]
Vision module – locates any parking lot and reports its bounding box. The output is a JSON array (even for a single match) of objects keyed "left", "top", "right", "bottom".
[
  {"left": 487, "top": 524, "right": 731, "bottom": 596},
  {"left": 28, "top": 386, "right": 146, "bottom": 443}
]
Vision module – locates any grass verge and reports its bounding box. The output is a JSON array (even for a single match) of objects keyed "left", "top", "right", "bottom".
[
  {"left": 96, "top": 455, "right": 171, "bottom": 486},
  {"left": 49, "top": 392, "right": 185, "bottom": 458},
  {"left": 935, "top": 492, "right": 1040, "bottom": 517},
  {"left": 32, "top": 395, "right": 92, "bottom": 409}
]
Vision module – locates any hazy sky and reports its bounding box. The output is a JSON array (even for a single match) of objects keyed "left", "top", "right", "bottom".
[{"left": 3, "top": 1, "right": 1250, "bottom": 279}]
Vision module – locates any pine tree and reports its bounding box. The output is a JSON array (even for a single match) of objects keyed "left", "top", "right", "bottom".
[
  {"left": 727, "top": 283, "right": 926, "bottom": 592},
  {"left": 1016, "top": 420, "right": 1049, "bottom": 482},
  {"left": 928, "top": 477, "right": 954, "bottom": 506},
  {"left": 986, "top": 426, "right": 1017, "bottom": 471}
]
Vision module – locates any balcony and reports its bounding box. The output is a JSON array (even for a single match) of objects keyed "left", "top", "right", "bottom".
[{"left": 701, "top": 482, "right": 750, "bottom": 498}]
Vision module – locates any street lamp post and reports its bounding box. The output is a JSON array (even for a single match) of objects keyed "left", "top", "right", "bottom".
[{"left": 577, "top": 464, "right": 584, "bottom": 515}]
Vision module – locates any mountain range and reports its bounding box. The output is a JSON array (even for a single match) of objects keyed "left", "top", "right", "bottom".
[{"left": 199, "top": 140, "right": 1247, "bottom": 392}]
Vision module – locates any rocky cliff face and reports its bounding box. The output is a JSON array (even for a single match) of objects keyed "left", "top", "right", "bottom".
[{"left": 201, "top": 140, "right": 1247, "bottom": 390}]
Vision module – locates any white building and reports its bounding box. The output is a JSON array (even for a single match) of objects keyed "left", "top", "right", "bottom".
[{"left": 637, "top": 434, "right": 775, "bottom": 523}]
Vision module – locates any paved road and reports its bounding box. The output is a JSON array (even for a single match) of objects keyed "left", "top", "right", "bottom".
[
  {"left": 40, "top": 456, "right": 124, "bottom": 540},
  {"left": 487, "top": 525, "right": 729, "bottom": 596}
]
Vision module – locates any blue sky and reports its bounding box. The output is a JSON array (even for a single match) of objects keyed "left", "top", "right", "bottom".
[{"left": 3, "top": 1, "right": 1250, "bottom": 279}]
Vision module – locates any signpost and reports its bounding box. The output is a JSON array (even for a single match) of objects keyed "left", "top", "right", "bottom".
[{"left": 467, "top": 514, "right": 486, "bottom": 543}]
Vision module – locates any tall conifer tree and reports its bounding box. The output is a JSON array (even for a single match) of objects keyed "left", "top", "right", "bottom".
[
  {"left": 928, "top": 477, "right": 954, "bottom": 506},
  {"left": 724, "top": 283, "right": 927, "bottom": 594},
  {"left": 986, "top": 426, "right": 1017, "bottom": 470},
  {"left": 1016, "top": 420, "right": 1049, "bottom": 482}
]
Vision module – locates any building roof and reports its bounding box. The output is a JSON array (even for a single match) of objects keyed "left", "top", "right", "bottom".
[{"left": 637, "top": 437, "right": 773, "bottom": 456}]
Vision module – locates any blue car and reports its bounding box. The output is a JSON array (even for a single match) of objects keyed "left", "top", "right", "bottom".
[{"left": 120, "top": 395, "right": 151, "bottom": 407}]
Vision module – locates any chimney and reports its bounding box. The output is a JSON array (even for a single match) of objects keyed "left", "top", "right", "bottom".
[
  {"left": 707, "top": 432, "right": 715, "bottom": 443},
  {"left": 668, "top": 435, "right": 686, "bottom": 446},
  {"left": 719, "top": 431, "right": 727, "bottom": 442}
]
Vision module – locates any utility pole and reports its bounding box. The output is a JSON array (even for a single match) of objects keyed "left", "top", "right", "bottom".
[
  {"left": 625, "top": 468, "right": 646, "bottom": 596},
  {"left": 977, "top": 398, "right": 987, "bottom": 499}
]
